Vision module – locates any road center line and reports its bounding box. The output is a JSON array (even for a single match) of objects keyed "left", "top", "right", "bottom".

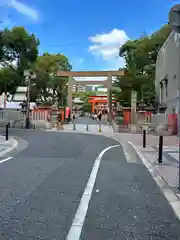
[
  {"left": 66, "top": 144, "right": 120, "bottom": 240},
  {"left": 0, "top": 157, "right": 14, "bottom": 164}
]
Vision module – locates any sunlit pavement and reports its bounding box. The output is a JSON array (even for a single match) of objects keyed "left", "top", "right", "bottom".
[{"left": 0, "top": 129, "right": 179, "bottom": 239}]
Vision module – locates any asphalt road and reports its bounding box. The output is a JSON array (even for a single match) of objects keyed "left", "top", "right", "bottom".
[
  {"left": 74, "top": 116, "right": 106, "bottom": 125},
  {"left": 0, "top": 129, "right": 179, "bottom": 239}
]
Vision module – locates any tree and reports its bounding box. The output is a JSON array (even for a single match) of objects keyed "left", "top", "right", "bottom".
[
  {"left": 33, "top": 53, "right": 72, "bottom": 104},
  {"left": 0, "top": 67, "right": 20, "bottom": 99},
  {"left": 0, "top": 26, "right": 39, "bottom": 99},
  {"left": 1, "top": 27, "right": 39, "bottom": 73},
  {"left": 114, "top": 24, "right": 171, "bottom": 106},
  {"left": 82, "top": 102, "right": 92, "bottom": 113},
  {"left": 73, "top": 91, "right": 97, "bottom": 103}
]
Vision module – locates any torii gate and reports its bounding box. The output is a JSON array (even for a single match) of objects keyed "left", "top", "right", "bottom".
[{"left": 56, "top": 70, "right": 124, "bottom": 120}]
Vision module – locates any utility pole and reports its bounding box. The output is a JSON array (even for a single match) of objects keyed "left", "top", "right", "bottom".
[
  {"left": 24, "top": 70, "right": 36, "bottom": 129},
  {"left": 169, "top": 4, "right": 180, "bottom": 190},
  {"left": 26, "top": 75, "right": 31, "bottom": 129}
]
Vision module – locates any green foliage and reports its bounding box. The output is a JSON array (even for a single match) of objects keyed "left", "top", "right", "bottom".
[
  {"left": 0, "top": 26, "right": 39, "bottom": 97},
  {"left": 115, "top": 24, "right": 171, "bottom": 106},
  {"left": 82, "top": 102, "right": 92, "bottom": 113},
  {"left": 73, "top": 91, "right": 97, "bottom": 103},
  {"left": 0, "top": 25, "right": 71, "bottom": 104},
  {"left": 33, "top": 53, "right": 72, "bottom": 104},
  {"left": 0, "top": 67, "right": 19, "bottom": 96}
]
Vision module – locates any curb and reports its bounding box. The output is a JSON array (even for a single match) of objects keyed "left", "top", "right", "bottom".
[
  {"left": 0, "top": 138, "right": 18, "bottom": 157},
  {"left": 128, "top": 141, "right": 180, "bottom": 220}
]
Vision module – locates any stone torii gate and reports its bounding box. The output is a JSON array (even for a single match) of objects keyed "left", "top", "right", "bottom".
[{"left": 57, "top": 70, "right": 124, "bottom": 119}]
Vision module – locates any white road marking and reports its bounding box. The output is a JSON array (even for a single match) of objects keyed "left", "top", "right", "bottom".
[
  {"left": 0, "top": 157, "right": 13, "bottom": 164},
  {"left": 168, "top": 152, "right": 179, "bottom": 161},
  {"left": 66, "top": 144, "right": 120, "bottom": 240}
]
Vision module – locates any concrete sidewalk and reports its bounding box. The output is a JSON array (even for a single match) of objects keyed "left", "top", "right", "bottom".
[
  {"left": 113, "top": 133, "right": 179, "bottom": 147},
  {"left": 49, "top": 123, "right": 114, "bottom": 134},
  {"left": 116, "top": 133, "right": 180, "bottom": 220},
  {"left": 0, "top": 136, "right": 18, "bottom": 157},
  {"left": 113, "top": 133, "right": 179, "bottom": 186}
]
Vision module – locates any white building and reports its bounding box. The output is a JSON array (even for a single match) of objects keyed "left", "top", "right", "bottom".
[
  {"left": 155, "top": 30, "right": 179, "bottom": 134},
  {"left": 156, "top": 31, "right": 179, "bottom": 116},
  {"left": 97, "top": 87, "right": 107, "bottom": 93},
  {"left": 0, "top": 86, "right": 36, "bottom": 109},
  {"left": 72, "top": 85, "right": 86, "bottom": 93}
]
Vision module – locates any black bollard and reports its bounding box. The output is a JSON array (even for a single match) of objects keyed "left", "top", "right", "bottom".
[
  {"left": 86, "top": 123, "right": 89, "bottom": 131},
  {"left": 143, "top": 129, "right": 146, "bottom": 148},
  {"left": 73, "top": 122, "right": 76, "bottom": 131},
  {"left": 158, "top": 135, "right": 163, "bottom": 164},
  {"left": 5, "top": 123, "right": 8, "bottom": 141}
]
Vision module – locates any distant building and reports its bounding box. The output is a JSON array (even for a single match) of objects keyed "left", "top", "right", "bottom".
[
  {"left": 0, "top": 86, "right": 36, "bottom": 109},
  {"left": 94, "top": 85, "right": 104, "bottom": 91},
  {"left": 73, "top": 85, "right": 85, "bottom": 93},
  {"left": 97, "top": 88, "right": 107, "bottom": 93},
  {"left": 85, "top": 85, "right": 93, "bottom": 92}
]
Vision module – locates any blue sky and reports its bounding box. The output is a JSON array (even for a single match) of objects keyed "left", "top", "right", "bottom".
[{"left": 0, "top": 0, "right": 176, "bottom": 73}]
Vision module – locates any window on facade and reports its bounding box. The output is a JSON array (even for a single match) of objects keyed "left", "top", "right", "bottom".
[
  {"left": 164, "top": 78, "right": 168, "bottom": 100},
  {"left": 160, "top": 82, "right": 163, "bottom": 103}
]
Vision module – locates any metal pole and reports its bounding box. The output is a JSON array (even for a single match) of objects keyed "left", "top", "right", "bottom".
[
  {"left": 143, "top": 129, "right": 146, "bottom": 148},
  {"left": 86, "top": 123, "right": 88, "bottom": 131},
  {"left": 73, "top": 121, "right": 76, "bottom": 131},
  {"left": 5, "top": 123, "right": 8, "bottom": 141},
  {"left": 99, "top": 121, "right": 101, "bottom": 132},
  {"left": 158, "top": 136, "right": 163, "bottom": 164},
  {"left": 25, "top": 76, "right": 31, "bottom": 129}
]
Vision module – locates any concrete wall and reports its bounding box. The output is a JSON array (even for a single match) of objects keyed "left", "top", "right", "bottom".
[
  {"left": 0, "top": 109, "right": 49, "bottom": 129},
  {"left": 150, "top": 113, "right": 167, "bottom": 128}
]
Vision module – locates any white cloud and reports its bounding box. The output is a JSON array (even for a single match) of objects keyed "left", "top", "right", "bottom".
[
  {"left": 79, "top": 58, "right": 84, "bottom": 63},
  {"left": 10, "top": 0, "right": 39, "bottom": 21},
  {"left": 88, "top": 28, "right": 129, "bottom": 68}
]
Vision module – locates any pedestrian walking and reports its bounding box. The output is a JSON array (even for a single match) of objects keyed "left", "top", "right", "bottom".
[
  {"left": 56, "top": 112, "right": 63, "bottom": 130},
  {"left": 98, "top": 110, "right": 102, "bottom": 121},
  {"left": 97, "top": 110, "right": 102, "bottom": 132}
]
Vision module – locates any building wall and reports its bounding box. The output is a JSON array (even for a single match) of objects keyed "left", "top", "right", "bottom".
[
  {"left": 156, "top": 31, "right": 179, "bottom": 116},
  {"left": 72, "top": 85, "right": 86, "bottom": 92},
  {"left": 85, "top": 86, "right": 93, "bottom": 92}
]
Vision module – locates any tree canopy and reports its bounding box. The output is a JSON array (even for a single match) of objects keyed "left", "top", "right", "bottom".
[
  {"left": 33, "top": 53, "right": 72, "bottom": 105},
  {"left": 114, "top": 24, "right": 171, "bottom": 107},
  {"left": 0, "top": 26, "right": 72, "bottom": 105},
  {"left": 0, "top": 26, "right": 39, "bottom": 97}
]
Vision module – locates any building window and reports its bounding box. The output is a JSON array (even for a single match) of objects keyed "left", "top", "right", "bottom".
[
  {"left": 164, "top": 76, "right": 168, "bottom": 100},
  {"left": 160, "top": 82, "right": 163, "bottom": 103}
]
